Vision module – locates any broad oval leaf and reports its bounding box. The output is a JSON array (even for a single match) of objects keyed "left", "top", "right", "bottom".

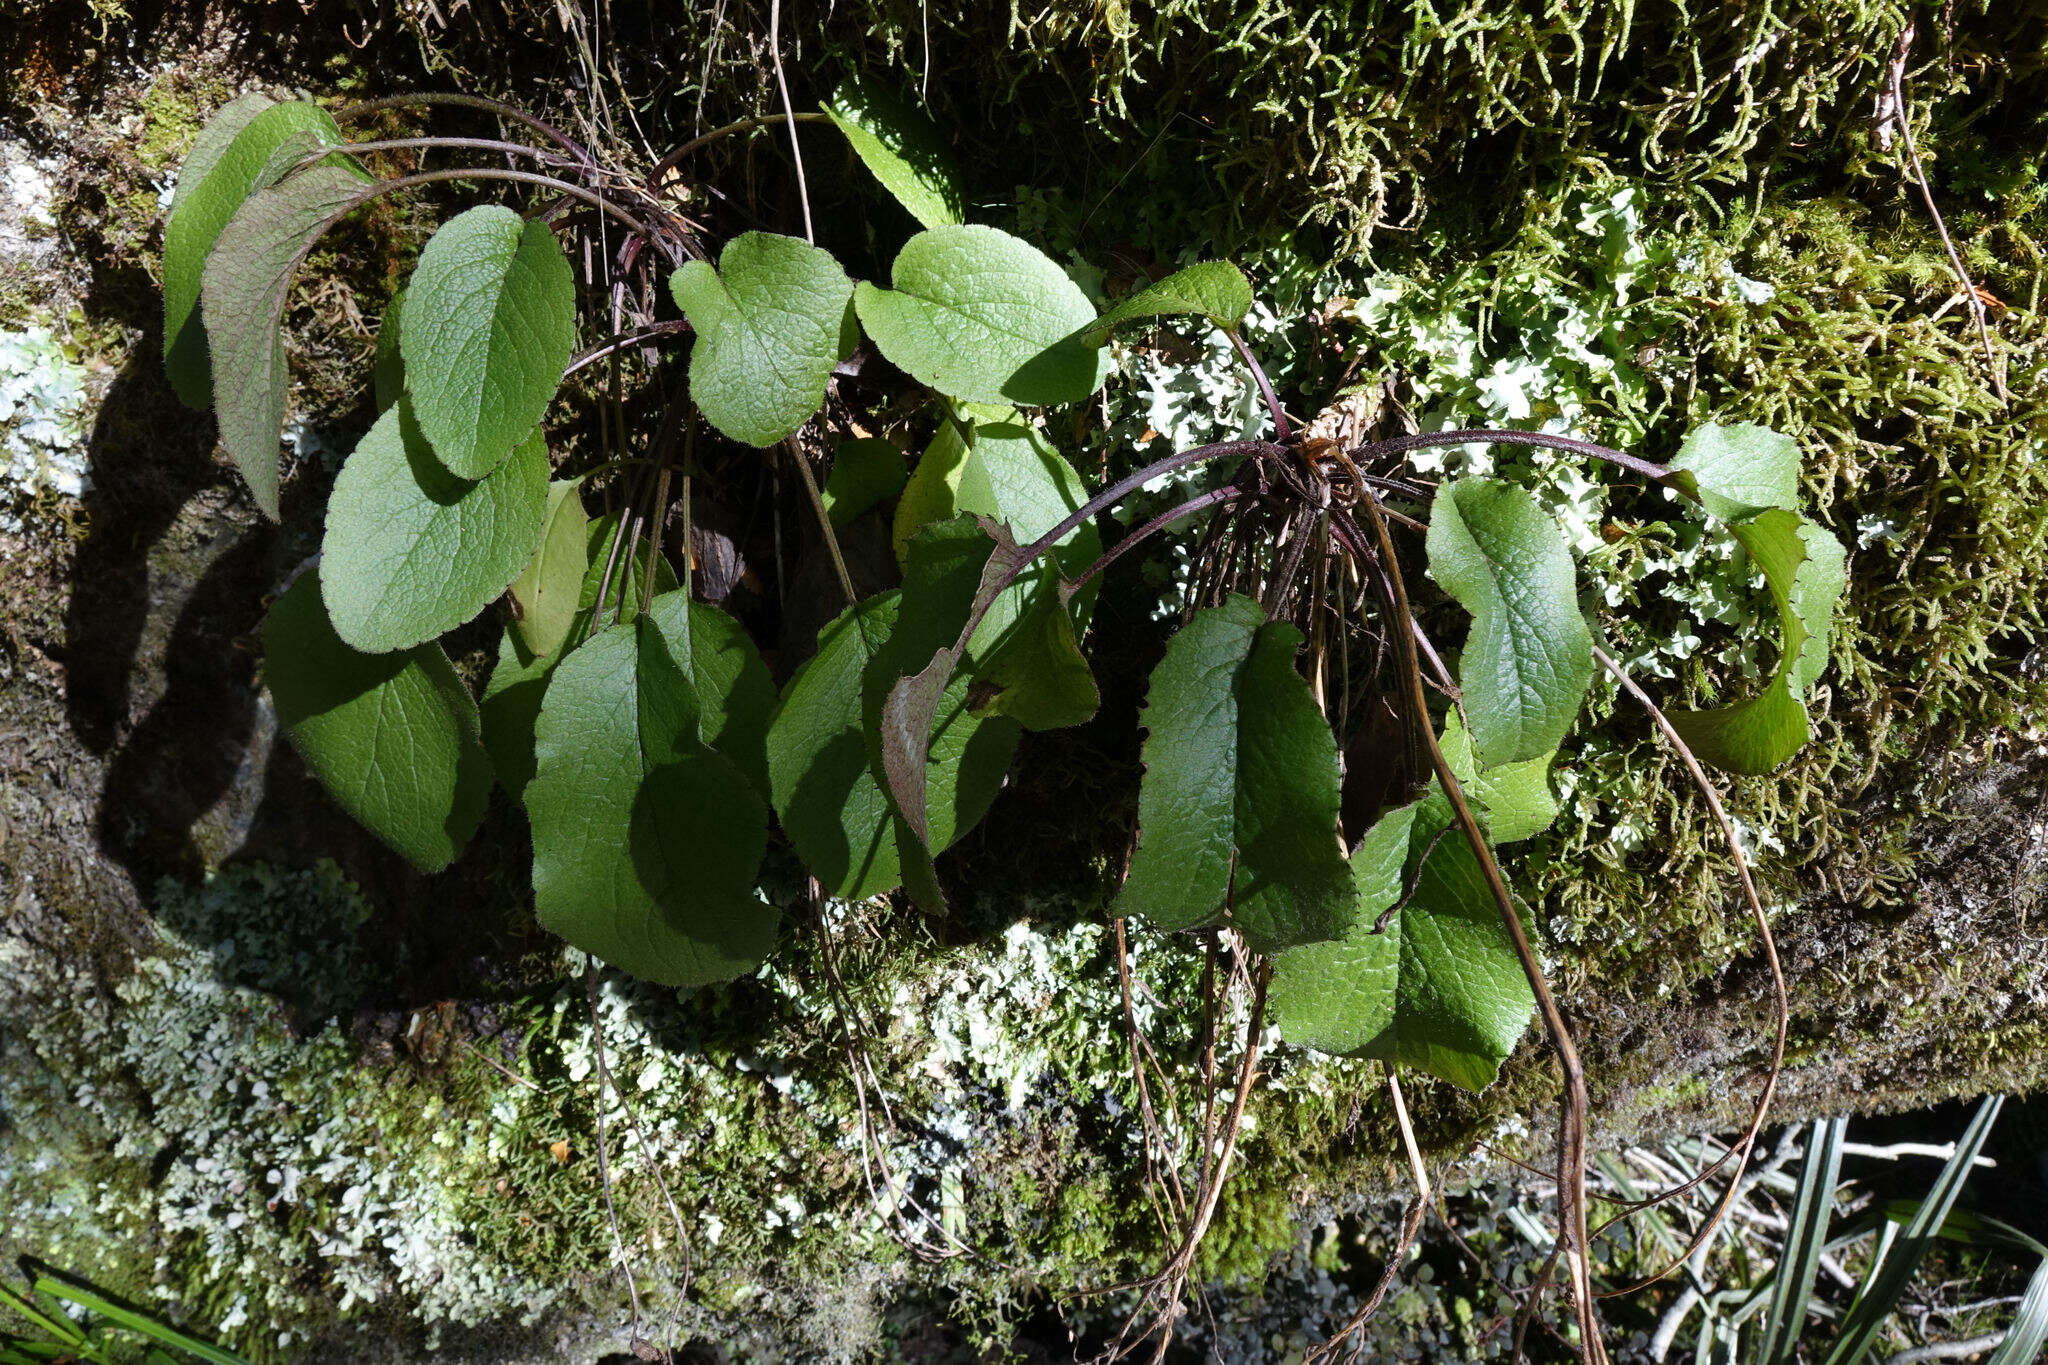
[
  {"left": 668, "top": 232, "right": 855, "bottom": 447},
  {"left": 320, "top": 400, "right": 549, "bottom": 653},
  {"left": 854, "top": 225, "right": 1107, "bottom": 407},
  {"left": 1115, "top": 593, "right": 1353, "bottom": 953},
  {"left": 767, "top": 586, "right": 1016, "bottom": 901},
  {"left": 507, "top": 478, "right": 590, "bottom": 658},
  {"left": 480, "top": 515, "right": 677, "bottom": 804},
  {"left": 163, "top": 97, "right": 351, "bottom": 409},
  {"left": 1668, "top": 422, "right": 1800, "bottom": 522},
  {"left": 1272, "top": 793, "right": 1537, "bottom": 1090},
  {"left": 1668, "top": 508, "right": 1846, "bottom": 774},
  {"left": 824, "top": 76, "right": 966, "bottom": 230},
  {"left": 201, "top": 164, "right": 377, "bottom": 519},
  {"left": 527, "top": 591, "right": 777, "bottom": 986},
  {"left": 1426, "top": 477, "right": 1593, "bottom": 767},
  {"left": 1077, "top": 261, "right": 1254, "bottom": 345},
  {"left": 262, "top": 572, "right": 492, "bottom": 872},
  {"left": 401, "top": 205, "right": 575, "bottom": 479}
]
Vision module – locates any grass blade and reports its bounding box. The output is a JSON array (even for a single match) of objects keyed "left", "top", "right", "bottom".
[
  {"left": 1758, "top": 1115, "right": 1847, "bottom": 1364},
  {"left": 31, "top": 1279, "right": 248, "bottom": 1365},
  {"left": 1820, "top": 1094, "right": 2004, "bottom": 1365},
  {"left": 0, "top": 1285, "right": 82, "bottom": 1347},
  {"left": 1986, "top": 1255, "right": 2048, "bottom": 1365}
]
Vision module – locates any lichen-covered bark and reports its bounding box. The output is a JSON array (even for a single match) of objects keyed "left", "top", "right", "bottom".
[{"left": 1, "top": 2, "right": 2044, "bottom": 1360}]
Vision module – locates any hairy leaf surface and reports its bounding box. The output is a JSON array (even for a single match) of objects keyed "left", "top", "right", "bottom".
[
  {"left": 201, "top": 164, "right": 376, "bottom": 518},
  {"left": 402, "top": 205, "right": 575, "bottom": 479},
  {"left": 1271, "top": 793, "right": 1536, "bottom": 1089},
  {"left": 507, "top": 479, "right": 590, "bottom": 658},
  {"left": 1441, "top": 708, "right": 1558, "bottom": 844},
  {"left": 1669, "top": 509, "right": 1846, "bottom": 773},
  {"left": 1669, "top": 422, "right": 1801, "bottom": 521},
  {"left": 824, "top": 77, "right": 965, "bottom": 230},
  {"left": 1116, "top": 594, "right": 1352, "bottom": 953},
  {"left": 527, "top": 591, "right": 776, "bottom": 986},
  {"left": 1426, "top": 478, "right": 1593, "bottom": 766},
  {"left": 1078, "top": 261, "right": 1254, "bottom": 345},
  {"left": 262, "top": 573, "right": 492, "bottom": 872},
  {"left": 669, "top": 232, "right": 856, "bottom": 447},
  {"left": 164, "top": 97, "right": 351, "bottom": 409},
  {"left": 854, "top": 226, "right": 1106, "bottom": 407},
  {"left": 321, "top": 401, "right": 548, "bottom": 652}
]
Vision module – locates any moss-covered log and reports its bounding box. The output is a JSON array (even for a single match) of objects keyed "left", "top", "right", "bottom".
[{"left": 1, "top": 1, "right": 2043, "bottom": 1358}]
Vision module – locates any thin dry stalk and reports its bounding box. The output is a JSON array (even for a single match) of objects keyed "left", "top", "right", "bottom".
[
  {"left": 1885, "top": 22, "right": 2007, "bottom": 403},
  {"left": 1585, "top": 644, "right": 1790, "bottom": 1294}
]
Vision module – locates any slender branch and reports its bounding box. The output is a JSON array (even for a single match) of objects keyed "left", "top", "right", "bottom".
[
  {"left": 376, "top": 167, "right": 656, "bottom": 237},
  {"left": 297, "top": 135, "right": 578, "bottom": 172},
  {"left": 1587, "top": 643, "right": 1790, "bottom": 1296},
  {"left": 566, "top": 321, "right": 691, "bottom": 376},
  {"left": 645, "top": 113, "right": 835, "bottom": 194},
  {"left": 1227, "top": 330, "right": 1292, "bottom": 444},
  {"left": 1068, "top": 486, "right": 1246, "bottom": 594},
  {"left": 784, "top": 438, "right": 857, "bottom": 608},
  {"left": 333, "top": 91, "right": 594, "bottom": 166},
  {"left": 1353, "top": 428, "right": 1682, "bottom": 493},
  {"left": 1351, "top": 485, "right": 1607, "bottom": 1364},
  {"left": 768, "top": 0, "right": 815, "bottom": 244},
  {"left": 1887, "top": 23, "right": 2008, "bottom": 403},
  {"left": 953, "top": 439, "right": 1283, "bottom": 650}
]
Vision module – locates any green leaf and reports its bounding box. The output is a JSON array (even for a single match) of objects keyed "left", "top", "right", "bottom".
[
  {"left": 320, "top": 400, "right": 549, "bottom": 653},
  {"left": 822, "top": 437, "right": 907, "bottom": 527},
  {"left": 1115, "top": 594, "right": 1353, "bottom": 953},
  {"left": 968, "top": 568, "right": 1099, "bottom": 731},
  {"left": 163, "top": 97, "right": 352, "bottom": 409},
  {"left": 768, "top": 582, "right": 1017, "bottom": 901},
  {"left": 373, "top": 286, "right": 406, "bottom": 414},
  {"left": 1077, "top": 261, "right": 1254, "bottom": 345},
  {"left": 508, "top": 479, "right": 590, "bottom": 657},
  {"left": 1757, "top": 1117, "right": 1847, "bottom": 1365},
  {"left": 1426, "top": 477, "right": 1593, "bottom": 767},
  {"left": 527, "top": 591, "right": 776, "bottom": 986},
  {"left": 200, "top": 164, "right": 377, "bottom": 518},
  {"left": 824, "top": 76, "right": 966, "bottom": 230},
  {"left": 668, "top": 232, "right": 856, "bottom": 447},
  {"left": 1823, "top": 1095, "right": 2003, "bottom": 1365},
  {"left": 401, "top": 205, "right": 575, "bottom": 479},
  {"left": 262, "top": 573, "right": 492, "bottom": 872},
  {"left": 892, "top": 410, "right": 1101, "bottom": 577},
  {"left": 854, "top": 225, "right": 1107, "bottom": 407},
  {"left": 29, "top": 1278, "right": 249, "bottom": 1365},
  {"left": 890, "top": 413, "right": 1102, "bottom": 703},
  {"left": 862, "top": 520, "right": 1028, "bottom": 908},
  {"left": 480, "top": 514, "right": 676, "bottom": 804},
  {"left": 1440, "top": 708, "right": 1557, "bottom": 844},
  {"left": 1668, "top": 509, "right": 1846, "bottom": 774},
  {"left": 769, "top": 595, "right": 902, "bottom": 899},
  {"left": 1668, "top": 422, "right": 1801, "bottom": 521},
  {"left": 1271, "top": 792, "right": 1537, "bottom": 1090}
]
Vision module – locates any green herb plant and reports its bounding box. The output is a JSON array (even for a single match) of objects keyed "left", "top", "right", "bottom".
[{"left": 161, "top": 81, "right": 1848, "bottom": 1361}]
